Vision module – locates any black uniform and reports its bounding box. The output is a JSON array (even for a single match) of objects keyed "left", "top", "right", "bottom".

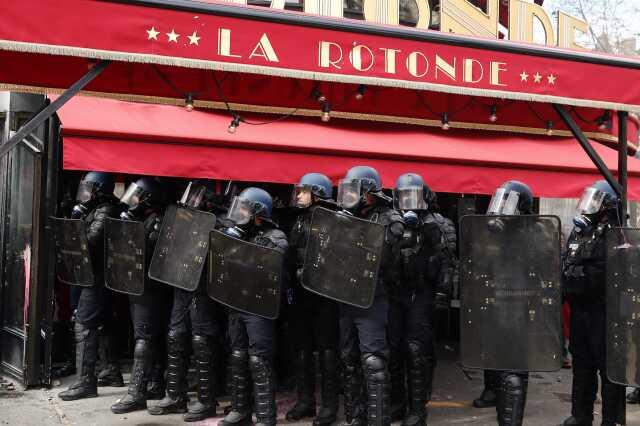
[
  {"left": 563, "top": 223, "right": 626, "bottom": 425},
  {"left": 224, "top": 225, "right": 288, "bottom": 426},
  {"left": 287, "top": 204, "right": 341, "bottom": 423},
  {"left": 388, "top": 211, "right": 457, "bottom": 425},
  {"left": 340, "top": 204, "right": 404, "bottom": 426}
]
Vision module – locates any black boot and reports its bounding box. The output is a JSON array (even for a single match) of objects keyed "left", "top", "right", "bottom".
[
  {"left": 97, "top": 330, "right": 124, "bottom": 387},
  {"left": 250, "top": 355, "right": 277, "bottom": 426},
  {"left": 496, "top": 373, "right": 528, "bottom": 426},
  {"left": 562, "top": 369, "right": 597, "bottom": 426},
  {"left": 313, "top": 349, "right": 339, "bottom": 426},
  {"left": 627, "top": 388, "right": 640, "bottom": 404},
  {"left": 220, "top": 350, "right": 253, "bottom": 426},
  {"left": 473, "top": 370, "right": 498, "bottom": 408},
  {"left": 58, "top": 324, "right": 99, "bottom": 401},
  {"left": 147, "top": 359, "right": 166, "bottom": 400},
  {"left": 341, "top": 359, "right": 365, "bottom": 426},
  {"left": 601, "top": 377, "right": 626, "bottom": 426},
  {"left": 402, "top": 343, "right": 427, "bottom": 426},
  {"left": 363, "top": 354, "right": 391, "bottom": 426},
  {"left": 111, "top": 339, "right": 152, "bottom": 414},
  {"left": 148, "top": 332, "right": 189, "bottom": 415},
  {"left": 52, "top": 320, "right": 76, "bottom": 379},
  {"left": 184, "top": 335, "right": 218, "bottom": 422},
  {"left": 286, "top": 350, "right": 316, "bottom": 421},
  {"left": 388, "top": 351, "right": 406, "bottom": 423}
]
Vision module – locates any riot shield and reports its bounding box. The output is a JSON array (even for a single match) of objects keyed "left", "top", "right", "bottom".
[
  {"left": 104, "top": 218, "right": 146, "bottom": 296},
  {"left": 606, "top": 227, "right": 640, "bottom": 387},
  {"left": 148, "top": 205, "right": 216, "bottom": 291},
  {"left": 460, "top": 215, "right": 562, "bottom": 372},
  {"left": 302, "top": 207, "right": 385, "bottom": 309},
  {"left": 207, "top": 230, "right": 283, "bottom": 319},
  {"left": 50, "top": 217, "right": 94, "bottom": 286}
]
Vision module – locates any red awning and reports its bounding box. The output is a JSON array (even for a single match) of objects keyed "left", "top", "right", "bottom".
[{"left": 57, "top": 95, "right": 640, "bottom": 200}]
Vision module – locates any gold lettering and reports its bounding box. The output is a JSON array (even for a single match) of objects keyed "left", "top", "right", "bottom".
[
  {"left": 304, "top": 0, "right": 343, "bottom": 18},
  {"left": 435, "top": 55, "right": 457, "bottom": 81},
  {"left": 217, "top": 29, "right": 241, "bottom": 58},
  {"left": 379, "top": 48, "right": 401, "bottom": 74},
  {"left": 557, "top": 11, "right": 588, "bottom": 50},
  {"left": 318, "top": 41, "right": 343, "bottom": 69},
  {"left": 219, "top": 0, "right": 247, "bottom": 3},
  {"left": 509, "top": 0, "right": 556, "bottom": 46},
  {"left": 440, "top": 0, "right": 499, "bottom": 38},
  {"left": 463, "top": 58, "right": 483, "bottom": 83},
  {"left": 363, "top": 0, "right": 400, "bottom": 25},
  {"left": 414, "top": 0, "right": 432, "bottom": 30},
  {"left": 490, "top": 62, "right": 507, "bottom": 86},
  {"left": 349, "top": 45, "right": 375, "bottom": 72},
  {"left": 406, "top": 52, "right": 430, "bottom": 78},
  {"left": 249, "top": 34, "right": 279, "bottom": 62}
]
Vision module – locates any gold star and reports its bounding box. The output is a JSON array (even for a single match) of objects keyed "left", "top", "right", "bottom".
[
  {"left": 520, "top": 71, "right": 529, "bottom": 82},
  {"left": 547, "top": 74, "right": 557, "bottom": 85},
  {"left": 187, "top": 31, "right": 201, "bottom": 46},
  {"left": 166, "top": 29, "right": 179, "bottom": 43},
  {"left": 146, "top": 27, "right": 159, "bottom": 40},
  {"left": 533, "top": 73, "right": 542, "bottom": 83}
]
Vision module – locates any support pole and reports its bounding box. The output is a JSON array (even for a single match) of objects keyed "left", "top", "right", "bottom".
[
  {"left": 618, "top": 110, "right": 629, "bottom": 226},
  {"left": 553, "top": 104, "right": 622, "bottom": 195},
  {"left": 0, "top": 60, "right": 110, "bottom": 158}
]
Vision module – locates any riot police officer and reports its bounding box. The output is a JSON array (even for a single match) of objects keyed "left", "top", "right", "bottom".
[
  {"left": 111, "top": 177, "right": 171, "bottom": 414},
  {"left": 562, "top": 180, "right": 626, "bottom": 426},
  {"left": 336, "top": 166, "right": 404, "bottom": 426},
  {"left": 388, "top": 173, "right": 457, "bottom": 426},
  {"left": 219, "top": 187, "right": 288, "bottom": 426},
  {"left": 286, "top": 173, "right": 340, "bottom": 426},
  {"left": 148, "top": 181, "right": 223, "bottom": 422},
  {"left": 59, "top": 172, "right": 123, "bottom": 401}
]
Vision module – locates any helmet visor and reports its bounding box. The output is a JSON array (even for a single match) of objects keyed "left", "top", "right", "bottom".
[
  {"left": 576, "top": 187, "right": 606, "bottom": 215},
  {"left": 181, "top": 182, "right": 207, "bottom": 209},
  {"left": 292, "top": 185, "right": 313, "bottom": 208},
  {"left": 393, "top": 187, "right": 427, "bottom": 211},
  {"left": 226, "top": 196, "right": 253, "bottom": 225},
  {"left": 120, "top": 183, "right": 146, "bottom": 209},
  {"left": 337, "top": 180, "right": 362, "bottom": 209},
  {"left": 487, "top": 188, "right": 520, "bottom": 215},
  {"left": 75, "top": 181, "right": 98, "bottom": 203}
]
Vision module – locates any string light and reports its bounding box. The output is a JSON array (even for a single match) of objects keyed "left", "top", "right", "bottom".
[
  {"left": 321, "top": 103, "right": 331, "bottom": 122},
  {"left": 489, "top": 105, "right": 498, "bottom": 122},
  {"left": 185, "top": 93, "right": 194, "bottom": 112},
  {"left": 441, "top": 113, "right": 450, "bottom": 130},
  {"left": 312, "top": 88, "right": 327, "bottom": 103},
  {"left": 355, "top": 84, "right": 367, "bottom": 101},
  {"left": 228, "top": 115, "right": 241, "bottom": 134},
  {"left": 546, "top": 120, "right": 554, "bottom": 136}
]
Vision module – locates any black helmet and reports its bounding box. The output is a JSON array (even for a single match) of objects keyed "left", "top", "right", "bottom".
[
  {"left": 337, "top": 166, "right": 382, "bottom": 209},
  {"left": 226, "top": 187, "right": 273, "bottom": 225},
  {"left": 75, "top": 171, "right": 115, "bottom": 203},
  {"left": 120, "top": 177, "right": 163, "bottom": 210},
  {"left": 487, "top": 180, "right": 533, "bottom": 215},
  {"left": 393, "top": 173, "right": 430, "bottom": 211},
  {"left": 292, "top": 173, "right": 333, "bottom": 208},
  {"left": 573, "top": 180, "right": 619, "bottom": 230}
]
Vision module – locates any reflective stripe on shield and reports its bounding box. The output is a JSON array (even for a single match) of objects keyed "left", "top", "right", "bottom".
[
  {"left": 460, "top": 215, "right": 562, "bottom": 372},
  {"left": 606, "top": 227, "right": 640, "bottom": 387},
  {"left": 148, "top": 205, "right": 216, "bottom": 291},
  {"left": 104, "top": 218, "right": 146, "bottom": 296},
  {"left": 207, "top": 230, "right": 283, "bottom": 320},
  {"left": 51, "top": 217, "right": 94, "bottom": 286},
  {"left": 302, "top": 207, "right": 384, "bottom": 309}
]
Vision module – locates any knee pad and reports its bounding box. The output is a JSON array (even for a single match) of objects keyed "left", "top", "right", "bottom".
[
  {"left": 133, "top": 339, "right": 150, "bottom": 357},
  {"left": 363, "top": 354, "right": 387, "bottom": 382},
  {"left": 230, "top": 350, "right": 249, "bottom": 367},
  {"left": 167, "top": 328, "right": 185, "bottom": 342}
]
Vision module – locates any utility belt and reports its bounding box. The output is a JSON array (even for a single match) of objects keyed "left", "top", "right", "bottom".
[{"left": 563, "top": 264, "right": 604, "bottom": 298}]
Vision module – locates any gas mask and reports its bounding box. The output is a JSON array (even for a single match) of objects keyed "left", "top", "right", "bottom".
[{"left": 402, "top": 210, "right": 419, "bottom": 228}]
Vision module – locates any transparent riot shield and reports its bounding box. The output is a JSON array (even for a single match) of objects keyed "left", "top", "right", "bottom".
[
  {"left": 50, "top": 217, "right": 94, "bottom": 286},
  {"left": 606, "top": 227, "right": 640, "bottom": 387},
  {"left": 148, "top": 205, "right": 216, "bottom": 291},
  {"left": 207, "top": 230, "right": 284, "bottom": 320},
  {"left": 460, "top": 215, "right": 562, "bottom": 372},
  {"left": 104, "top": 218, "right": 146, "bottom": 296},
  {"left": 302, "top": 207, "right": 385, "bottom": 309}
]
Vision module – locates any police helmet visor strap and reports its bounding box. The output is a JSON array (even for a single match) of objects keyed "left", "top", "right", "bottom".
[
  {"left": 394, "top": 187, "right": 427, "bottom": 211},
  {"left": 120, "top": 182, "right": 146, "bottom": 208},
  {"left": 337, "top": 180, "right": 362, "bottom": 209},
  {"left": 292, "top": 185, "right": 313, "bottom": 208},
  {"left": 487, "top": 188, "right": 520, "bottom": 215},
  {"left": 226, "top": 196, "right": 255, "bottom": 225},
  {"left": 576, "top": 187, "right": 606, "bottom": 215},
  {"left": 76, "top": 181, "right": 98, "bottom": 203}
]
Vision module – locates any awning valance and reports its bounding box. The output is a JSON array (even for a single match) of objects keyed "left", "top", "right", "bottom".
[{"left": 57, "top": 95, "right": 640, "bottom": 200}]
